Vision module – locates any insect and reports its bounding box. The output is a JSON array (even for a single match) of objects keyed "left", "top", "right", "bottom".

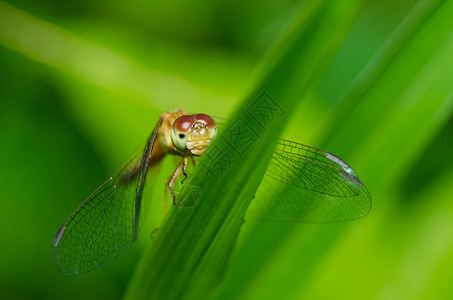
[{"left": 53, "top": 109, "right": 371, "bottom": 276}]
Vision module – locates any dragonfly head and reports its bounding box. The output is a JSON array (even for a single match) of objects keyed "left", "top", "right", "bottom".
[{"left": 171, "top": 114, "right": 217, "bottom": 156}]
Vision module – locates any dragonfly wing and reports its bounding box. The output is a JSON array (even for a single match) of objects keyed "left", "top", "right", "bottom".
[
  {"left": 247, "top": 139, "right": 371, "bottom": 222},
  {"left": 209, "top": 115, "right": 226, "bottom": 127},
  {"left": 133, "top": 117, "right": 163, "bottom": 239},
  {"left": 53, "top": 117, "right": 163, "bottom": 276}
]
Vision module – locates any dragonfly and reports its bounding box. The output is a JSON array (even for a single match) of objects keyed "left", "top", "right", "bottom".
[{"left": 53, "top": 109, "right": 371, "bottom": 276}]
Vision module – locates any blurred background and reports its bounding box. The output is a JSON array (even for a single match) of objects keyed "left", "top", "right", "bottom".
[{"left": 1, "top": 0, "right": 453, "bottom": 299}]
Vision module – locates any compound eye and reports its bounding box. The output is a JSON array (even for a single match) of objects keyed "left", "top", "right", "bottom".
[
  {"left": 194, "top": 114, "right": 214, "bottom": 126},
  {"left": 171, "top": 115, "right": 196, "bottom": 151},
  {"left": 174, "top": 115, "right": 196, "bottom": 132},
  {"left": 194, "top": 114, "right": 217, "bottom": 140}
]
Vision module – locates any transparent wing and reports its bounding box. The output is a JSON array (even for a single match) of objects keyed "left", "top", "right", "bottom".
[
  {"left": 195, "top": 115, "right": 370, "bottom": 222},
  {"left": 246, "top": 139, "right": 371, "bottom": 222},
  {"left": 53, "top": 117, "right": 163, "bottom": 276}
]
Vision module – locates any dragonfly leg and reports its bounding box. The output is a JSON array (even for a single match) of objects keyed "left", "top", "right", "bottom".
[
  {"left": 168, "top": 158, "right": 186, "bottom": 205},
  {"left": 181, "top": 156, "right": 189, "bottom": 185}
]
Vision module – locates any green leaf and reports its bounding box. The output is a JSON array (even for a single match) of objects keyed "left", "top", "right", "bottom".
[
  {"left": 214, "top": 0, "right": 453, "bottom": 299},
  {"left": 124, "top": 1, "right": 366, "bottom": 299}
]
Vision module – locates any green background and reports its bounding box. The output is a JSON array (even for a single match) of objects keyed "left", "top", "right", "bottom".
[{"left": 1, "top": 0, "right": 453, "bottom": 299}]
